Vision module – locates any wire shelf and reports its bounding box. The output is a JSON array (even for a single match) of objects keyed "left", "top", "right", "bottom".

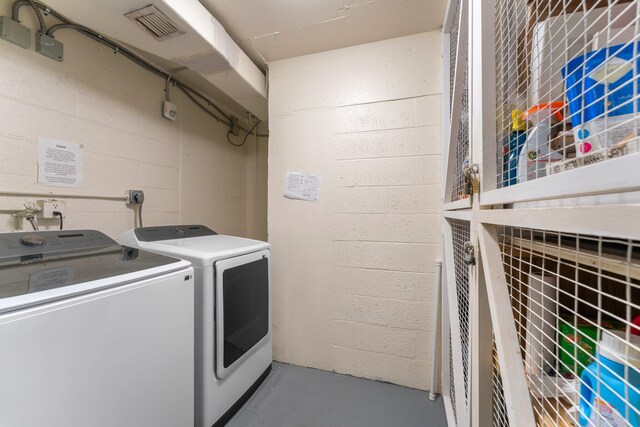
[
  {"left": 493, "top": 335, "right": 511, "bottom": 427},
  {"left": 498, "top": 226, "right": 640, "bottom": 426},
  {"left": 494, "top": 0, "right": 640, "bottom": 189},
  {"left": 452, "top": 219, "right": 471, "bottom": 402}
]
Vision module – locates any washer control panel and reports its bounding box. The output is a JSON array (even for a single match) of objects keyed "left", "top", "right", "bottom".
[
  {"left": 0, "top": 230, "right": 116, "bottom": 260},
  {"left": 20, "top": 235, "right": 46, "bottom": 247}
]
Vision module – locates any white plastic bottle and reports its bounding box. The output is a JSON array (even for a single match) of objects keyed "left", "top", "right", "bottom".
[{"left": 517, "top": 103, "right": 565, "bottom": 183}]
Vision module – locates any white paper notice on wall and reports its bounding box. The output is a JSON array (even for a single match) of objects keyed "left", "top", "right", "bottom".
[
  {"left": 37, "top": 138, "right": 83, "bottom": 188},
  {"left": 284, "top": 172, "right": 322, "bottom": 201}
]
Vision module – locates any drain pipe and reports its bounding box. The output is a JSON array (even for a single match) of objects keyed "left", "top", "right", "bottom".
[{"left": 429, "top": 261, "right": 442, "bottom": 401}]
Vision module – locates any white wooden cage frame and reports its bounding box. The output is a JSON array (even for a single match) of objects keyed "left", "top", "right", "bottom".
[{"left": 441, "top": 0, "right": 640, "bottom": 426}]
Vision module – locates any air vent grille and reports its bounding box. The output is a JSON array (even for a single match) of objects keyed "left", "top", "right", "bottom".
[{"left": 125, "top": 5, "right": 184, "bottom": 41}]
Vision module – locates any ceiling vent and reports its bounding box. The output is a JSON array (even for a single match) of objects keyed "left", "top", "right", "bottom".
[{"left": 125, "top": 5, "right": 184, "bottom": 41}]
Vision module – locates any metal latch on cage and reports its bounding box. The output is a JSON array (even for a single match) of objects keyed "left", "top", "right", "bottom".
[
  {"left": 463, "top": 242, "right": 475, "bottom": 266},
  {"left": 462, "top": 161, "right": 479, "bottom": 197}
]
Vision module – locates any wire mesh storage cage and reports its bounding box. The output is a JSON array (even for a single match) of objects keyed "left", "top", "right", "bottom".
[
  {"left": 452, "top": 68, "right": 471, "bottom": 202},
  {"left": 494, "top": 0, "right": 640, "bottom": 189},
  {"left": 449, "top": 331, "right": 459, "bottom": 424},
  {"left": 451, "top": 219, "right": 472, "bottom": 404},
  {"left": 446, "top": 0, "right": 471, "bottom": 203},
  {"left": 492, "top": 336, "right": 511, "bottom": 427},
  {"left": 450, "top": 0, "right": 463, "bottom": 112},
  {"left": 497, "top": 226, "right": 640, "bottom": 426}
]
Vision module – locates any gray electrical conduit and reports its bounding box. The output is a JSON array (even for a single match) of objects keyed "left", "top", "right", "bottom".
[
  {"left": 11, "top": 0, "right": 45, "bottom": 34},
  {"left": 27, "top": 0, "right": 45, "bottom": 33},
  {"left": 165, "top": 66, "right": 187, "bottom": 103},
  {"left": 45, "top": 23, "right": 235, "bottom": 123},
  {"left": 15, "top": 1, "right": 268, "bottom": 138},
  {"left": 45, "top": 23, "right": 266, "bottom": 136}
]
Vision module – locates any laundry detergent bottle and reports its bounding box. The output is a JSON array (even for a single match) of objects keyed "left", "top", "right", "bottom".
[
  {"left": 579, "top": 330, "right": 640, "bottom": 427},
  {"left": 503, "top": 109, "right": 527, "bottom": 187}
]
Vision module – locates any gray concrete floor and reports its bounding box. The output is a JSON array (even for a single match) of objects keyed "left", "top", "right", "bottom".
[{"left": 227, "top": 362, "right": 447, "bottom": 427}]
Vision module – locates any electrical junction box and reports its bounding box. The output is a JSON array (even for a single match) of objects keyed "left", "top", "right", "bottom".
[
  {"left": 36, "top": 33, "right": 63, "bottom": 62},
  {"left": 229, "top": 116, "right": 239, "bottom": 136},
  {"left": 163, "top": 101, "right": 177, "bottom": 121},
  {"left": 127, "top": 190, "right": 144, "bottom": 205},
  {"left": 0, "top": 16, "right": 31, "bottom": 49}
]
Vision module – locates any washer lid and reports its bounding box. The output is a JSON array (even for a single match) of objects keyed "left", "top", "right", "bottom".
[{"left": 0, "top": 230, "right": 189, "bottom": 314}]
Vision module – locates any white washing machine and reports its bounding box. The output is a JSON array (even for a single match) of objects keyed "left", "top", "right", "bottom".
[
  {"left": 120, "top": 225, "right": 272, "bottom": 427},
  {"left": 0, "top": 229, "right": 195, "bottom": 427}
]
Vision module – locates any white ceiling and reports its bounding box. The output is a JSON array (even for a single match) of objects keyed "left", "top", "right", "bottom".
[{"left": 198, "top": 0, "right": 446, "bottom": 69}]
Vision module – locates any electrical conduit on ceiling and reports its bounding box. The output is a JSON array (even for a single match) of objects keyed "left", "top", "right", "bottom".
[{"left": 11, "top": 1, "right": 268, "bottom": 142}]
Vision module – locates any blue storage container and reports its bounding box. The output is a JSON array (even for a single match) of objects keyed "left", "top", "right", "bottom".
[
  {"left": 563, "top": 42, "right": 640, "bottom": 156},
  {"left": 579, "top": 330, "right": 640, "bottom": 427}
]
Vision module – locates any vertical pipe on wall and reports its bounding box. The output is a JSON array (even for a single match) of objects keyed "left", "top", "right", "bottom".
[
  {"left": 429, "top": 261, "right": 443, "bottom": 401},
  {"left": 253, "top": 122, "right": 258, "bottom": 239}
]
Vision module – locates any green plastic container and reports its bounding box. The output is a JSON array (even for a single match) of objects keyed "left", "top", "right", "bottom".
[{"left": 558, "top": 318, "right": 624, "bottom": 377}]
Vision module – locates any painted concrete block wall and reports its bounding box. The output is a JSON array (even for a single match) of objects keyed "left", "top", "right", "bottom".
[
  {"left": 268, "top": 32, "right": 442, "bottom": 389},
  {"left": 0, "top": 0, "right": 267, "bottom": 239}
]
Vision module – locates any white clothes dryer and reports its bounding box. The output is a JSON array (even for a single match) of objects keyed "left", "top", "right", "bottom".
[
  {"left": 120, "top": 225, "right": 272, "bottom": 427},
  {"left": 0, "top": 229, "right": 195, "bottom": 427}
]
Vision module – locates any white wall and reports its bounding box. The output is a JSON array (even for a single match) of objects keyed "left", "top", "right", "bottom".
[
  {"left": 268, "top": 32, "right": 442, "bottom": 389},
  {"left": 0, "top": 0, "right": 267, "bottom": 239}
]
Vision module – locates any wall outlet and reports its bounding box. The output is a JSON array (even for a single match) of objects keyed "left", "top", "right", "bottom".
[
  {"left": 128, "top": 190, "right": 145, "bottom": 205},
  {"left": 39, "top": 199, "right": 66, "bottom": 218}
]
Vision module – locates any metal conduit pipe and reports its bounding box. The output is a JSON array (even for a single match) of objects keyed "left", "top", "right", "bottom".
[
  {"left": 30, "top": 3, "right": 269, "bottom": 137},
  {"left": 27, "top": 0, "right": 45, "bottom": 33},
  {"left": 11, "top": 0, "right": 45, "bottom": 34},
  {"left": 11, "top": 0, "right": 270, "bottom": 141}
]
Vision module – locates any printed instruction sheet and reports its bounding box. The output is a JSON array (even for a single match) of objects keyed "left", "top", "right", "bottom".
[
  {"left": 37, "top": 137, "right": 83, "bottom": 188},
  {"left": 284, "top": 172, "right": 322, "bottom": 201}
]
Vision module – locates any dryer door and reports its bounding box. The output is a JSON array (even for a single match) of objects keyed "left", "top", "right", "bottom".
[{"left": 215, "top": 249, "right": 270, "bottom": 379}]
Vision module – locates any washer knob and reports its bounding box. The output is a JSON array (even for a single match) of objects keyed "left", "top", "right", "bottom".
[{"left": 20, "top": 235, "right": 46, "bottom": 247}]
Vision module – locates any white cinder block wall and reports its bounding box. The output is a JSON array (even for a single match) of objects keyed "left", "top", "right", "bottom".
[
  {"left": 268, "top": 32, "right": 442, "bottom": 389},
  {"left": 0, "top": 0, "right": 267, "bottom": 239}
]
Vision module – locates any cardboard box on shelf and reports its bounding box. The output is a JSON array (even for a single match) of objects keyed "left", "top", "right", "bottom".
[
  {"left": 526, "top": 0, "right": 633, "bottom": 24},
  {"left": 558, "top": 317, "right": 625, "bottom": 377}
]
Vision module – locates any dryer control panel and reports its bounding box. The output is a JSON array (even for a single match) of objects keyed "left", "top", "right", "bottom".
[{"left": 134, "top": 225, "right": 217, "bottom": 242}]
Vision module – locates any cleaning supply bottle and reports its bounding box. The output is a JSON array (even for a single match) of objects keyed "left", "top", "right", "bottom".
[
  {"left": 516, "top": 102, "right": 565, "bottom": 183},
  {"left": 579, "top": 330, "right": 640, "bottom": 426},
  {"left": 632, "top": 315, "right": 640, "bottom": 336},
  {"left": 503, "top": 109, "right": 527, "bottom": 187}
]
